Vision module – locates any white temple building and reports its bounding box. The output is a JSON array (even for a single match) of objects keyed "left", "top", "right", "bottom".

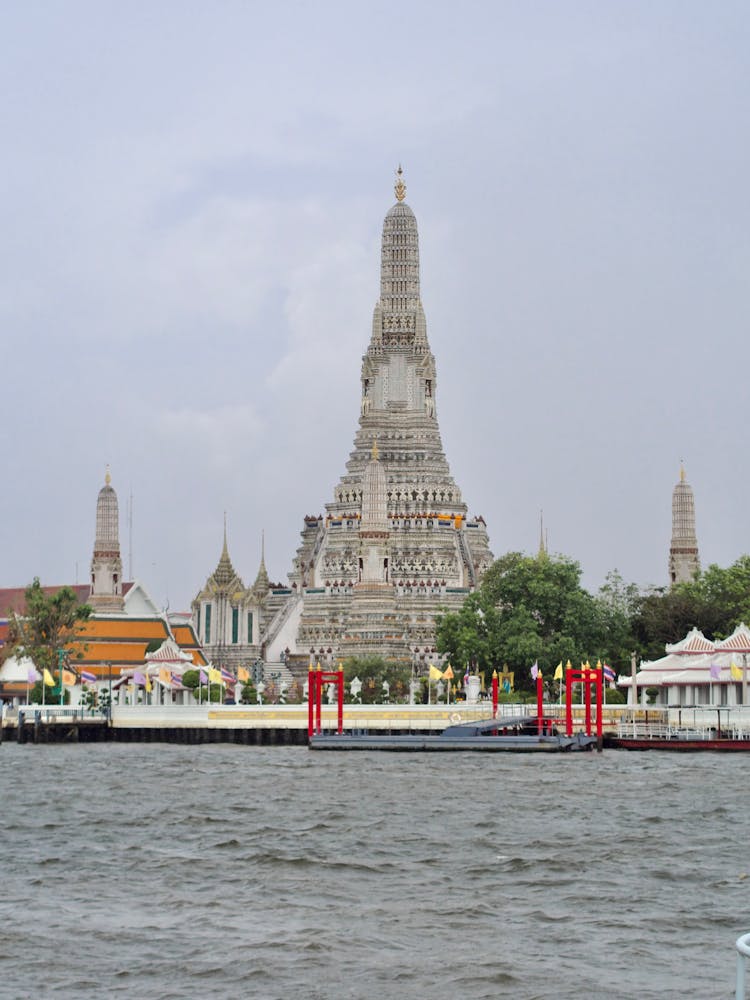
[{"left": 620, "top": 623, "right": 750, "bottom": 707}]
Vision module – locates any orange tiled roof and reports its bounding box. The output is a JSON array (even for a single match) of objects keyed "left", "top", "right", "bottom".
[
  {"left": 171, "top": 624, "right": 207, "bottom": 666},
  {"left": 77, "top": 618, "right": 169, "bottom": 641},
  {"left": 69, "top": 641, "right": 154, "bottom": 664}
]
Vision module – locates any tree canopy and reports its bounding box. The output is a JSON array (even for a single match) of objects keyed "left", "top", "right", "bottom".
[
  {"left": 436, "top": 552, "right": 633, "bottom": 688},
  {"left": 7, "top": 578, "right": 91, "bottom": 676},
  {"left": 631, "top": 556, "right": 750, "bottom": 661}
]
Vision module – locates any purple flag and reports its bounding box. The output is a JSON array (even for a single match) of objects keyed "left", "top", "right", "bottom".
[
  {"left": 530, "top": 662, "right": 539, "bottom": 681},
  {"left": 133, "top": 670, "right": 147, "bottom": 686},
  {"left": 27, "top": 667, "right": 38, "bottom": 684},
  {"left": 710, "top": 662, "right": 721, "bottom": 681},
  {"left": 199, "top": 669, "right": 208, "bottom": 684}
]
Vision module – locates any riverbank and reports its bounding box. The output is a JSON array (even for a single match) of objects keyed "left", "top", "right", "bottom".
[{"left": 0, "top": 702, "right": 690, "bottom": 745}]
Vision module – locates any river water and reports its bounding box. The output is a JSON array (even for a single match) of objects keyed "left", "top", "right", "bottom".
[{"left": 0, "top": 744, "right": 748, "bottom": 999}]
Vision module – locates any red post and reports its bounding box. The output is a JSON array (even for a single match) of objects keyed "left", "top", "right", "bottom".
[
  {"left": 565, "top": 670, "right": 573, "bottom": 736},
  {"left": 337, "top": 666, "right": 344, "bottom": 734},
  {"left": 596, "top": 668, "right": 603, "bottom": 741},
  {"left": 492, "top": 670, "right": 498, "bottom": 716},
  {"left": 308, "top": 666, "right": 314, "bottom": 738},
  {"left": 317, "top": 665, "right": 324, "bottom": 734},
  {"left": 537, "top": 672, "right": 544, "bottom": 735},
  {"left": 584, "top": 670, "right": 592, "bottom": 736}
]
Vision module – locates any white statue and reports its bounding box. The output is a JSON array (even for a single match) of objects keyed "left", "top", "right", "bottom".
[{"left": 350, "top": 676, "right": 362, "bottom": 703}]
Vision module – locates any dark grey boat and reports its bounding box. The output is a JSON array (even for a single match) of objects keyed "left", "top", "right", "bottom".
[{"left": 309, "top": 715, "right": 599, "bottom": 752}]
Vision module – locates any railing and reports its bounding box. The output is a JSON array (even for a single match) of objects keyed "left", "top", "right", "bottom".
[
  {"left": 616, "top": 720, "right": 750, "bottom": 741},
  {"left": 263, "top": 588, "right": 302, "bottom": 651},
  {"left": 736, "top": 932, "right": 750, "bottom": 999},
  {"left": 456, "top": 529, "right": 477, "bottom": 588},
  {"left": 14, "top": 706, "right": 107, "bottom": 722}
]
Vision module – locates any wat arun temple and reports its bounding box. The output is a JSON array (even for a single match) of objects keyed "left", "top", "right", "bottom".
[{"left": 194, "top": 170, "right": 493, "bottom": 671}]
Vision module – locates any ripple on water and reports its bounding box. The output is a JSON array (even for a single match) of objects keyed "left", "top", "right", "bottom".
[{"left": 0, "top": 744, "right": 745, "bottom": 1000}]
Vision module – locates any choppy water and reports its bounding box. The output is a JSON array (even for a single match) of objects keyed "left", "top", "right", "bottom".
[{"left": 1, "top": 745, "right": 748, "bottom": 999}]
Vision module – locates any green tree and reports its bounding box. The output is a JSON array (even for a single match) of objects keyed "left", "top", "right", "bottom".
[
  {"left": 594, "top": 570, "right": 639, "bottom": 668},
  {"left": 28, "top": 680, "right": 70, "bottom": 705},
  {"left": 7, "top": 579, "right": 91, "bottom": 679},
  {"left": 437, "top": 552, "right": 625, "bottom": 689},
  {"left": 631, "top": 556, "right": 750, "bottom": 661}
]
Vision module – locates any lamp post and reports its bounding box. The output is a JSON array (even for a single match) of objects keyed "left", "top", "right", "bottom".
[{"left": 107, "top": 661, "right": 112, "bottom": 724}]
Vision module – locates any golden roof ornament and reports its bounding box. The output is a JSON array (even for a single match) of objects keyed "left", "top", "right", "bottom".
[
  {"left": 372, "top": 438, "right": 379, "bottom": 460},
  {"left": 105, "top": 465, "right": 111, "bottom": 486},
  {"left": 394, "top": 164, "right": 406, "bottom": 202}
]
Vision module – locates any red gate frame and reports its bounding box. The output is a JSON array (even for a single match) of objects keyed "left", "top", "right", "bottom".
[
  {"left": 308, "top": 664, "right": 345, "bottom": 737},
  {"left": 565, "top": 668, "right": 603, "bottom": 739}
]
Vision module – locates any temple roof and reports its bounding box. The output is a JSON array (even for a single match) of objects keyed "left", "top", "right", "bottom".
[
  {"left": 202, "top": 525, "right": 245, "bottom": 595},
  {"left": 715, "top": 623, "right": 750, "bottom": 653},
  {"left": 665, "top": 627, "right": 716, "bottom": 655}
]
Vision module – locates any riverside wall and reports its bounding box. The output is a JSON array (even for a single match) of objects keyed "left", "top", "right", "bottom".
[{"left": 0, "top": 703, "right": 674, "bottom": 745}]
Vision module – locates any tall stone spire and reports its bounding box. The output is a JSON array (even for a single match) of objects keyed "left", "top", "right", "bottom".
[
  {"left": 252, "top": 530, "right": 270, "bottom": 596},
  {"left": 669, "top": 464, "right": 700, "bottom": 585},
  {"left": 281, "top": 171, "right": 494, "bottom": 663},
  {"left": 89, "top": 466, "right": 125, "bottom": 611}
]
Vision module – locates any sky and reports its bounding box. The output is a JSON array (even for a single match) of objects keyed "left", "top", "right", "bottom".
[{"left": 2, "top": 1, "right": 748, "bottom": 613}]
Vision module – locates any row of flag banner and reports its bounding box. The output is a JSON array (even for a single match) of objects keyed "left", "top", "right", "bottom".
[
  {"left": 26, "top": 666, "right": 241, "bottom": 690},
  {"left": 530, "top": 660, "right": 745, "bottom": 682},
  {"left": 530, "top": 659, "right": 617, "bottom": 682}
]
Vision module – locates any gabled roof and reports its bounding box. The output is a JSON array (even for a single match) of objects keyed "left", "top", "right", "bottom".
[
  {"left": 665, "top": 627, "right": 715, "bottom": 655},
  {"left": 714, "top": 623, "right": 750, "bottom": 653},
  {"left": 145, "top": 638, "right": 193, "bottom": 665}
]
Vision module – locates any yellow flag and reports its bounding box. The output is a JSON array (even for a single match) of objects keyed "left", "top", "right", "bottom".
[
  {"left": 208, "top": 667, "right": 222, "bottom": 684},
  {"left": 43, "top": 668, "right": 55, "bottom": 687},
  {"left": 145, "top": 675, "right": 153, "bottom": 693},
  {"left": 731, "top": 660, "right": 743, "bottom": 681},
  {"left": 61, "top": 669, "right": 76, "bottom": 687},
  {"left": 237, "top": 666, "right": 249, "bottom": 682},
  {"left": 554, "top": 662, "right": 563, "bottom": 681},
  {"left": 159, "top": 666, "right": 171, "bottom": 684},
  {"left": 428, "top": 663, "right": 443, "bottom": 681},
  {"left": 442, "top": 664, "right": 454, "bottom": 680}
]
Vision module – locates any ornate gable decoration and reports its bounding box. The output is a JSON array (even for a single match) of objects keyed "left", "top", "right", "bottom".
[{"left": 665, "top": 627, "right": 715, "bottom": 656}]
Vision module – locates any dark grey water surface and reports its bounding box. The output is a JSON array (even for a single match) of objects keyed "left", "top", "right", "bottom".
[{"left": 1, "top": 744, "right": 748, "bottom": 999}]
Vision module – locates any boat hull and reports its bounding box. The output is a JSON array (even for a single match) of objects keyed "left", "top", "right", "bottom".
[
  {"left": 309, "top": 733, "right": 598, "bottom": 752},
  {"left": 607, "top": 736, "right": 750, "bottom": 752}
]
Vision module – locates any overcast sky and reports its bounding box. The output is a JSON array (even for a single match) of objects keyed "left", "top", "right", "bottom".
[{"left": 2, "top": 1, "right": 748, "bottom": 612}]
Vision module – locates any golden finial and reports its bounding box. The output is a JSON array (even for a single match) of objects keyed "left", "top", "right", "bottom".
[
  {"left": 371, "top": 438, "right": 379, "bottom": 461},
  {"left": 680, "top": 461, "right": 686, "bottom": 483},
  {"left": 105, "top": 465, "right": 111, "bottom": 486},
  {"left": 394, "top": 164, "right": 406, "bottom": 202}
]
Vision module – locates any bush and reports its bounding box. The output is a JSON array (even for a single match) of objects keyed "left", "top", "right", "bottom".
[
  {"left": 239, "top": 682, "right": 256, "bottom": 704},
  {"left": 182, "top": 669, "right": 200, "bottom": 690},
  {"left": 604, "top": 688, "right": 626, "bottom": 704}
]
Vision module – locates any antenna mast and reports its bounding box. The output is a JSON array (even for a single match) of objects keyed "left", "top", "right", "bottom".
[{"left": 128, "top": 491, "right": 134, "bottom": 580}]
